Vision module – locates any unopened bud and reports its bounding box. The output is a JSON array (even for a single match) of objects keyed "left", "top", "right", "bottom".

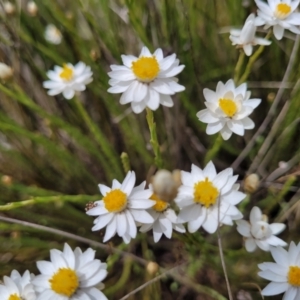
[
  {"left": 151, "top": 169, "right": 178, "bottom": 202},
  {"left": 27, "top": 1, "right": 38, "bottom": 17},
  {"left": 146, "top": 261, "right": 159, "bottom": 275},
  {"left": 3, "top": 2, "right": 15, "bottom": 15},
  {"left": 1, "top": 175, "right": 12, "bottom": 186},
  {"left": 244, "top": 174, "right": 259, "bottom": 193},
  {"left": 0, "top": 62, "right": 13, "bottom": 81}
]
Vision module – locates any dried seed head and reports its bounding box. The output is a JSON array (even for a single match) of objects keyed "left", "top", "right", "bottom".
[{"left": 3, "top": 2, "right": 15, "bottom": 15}]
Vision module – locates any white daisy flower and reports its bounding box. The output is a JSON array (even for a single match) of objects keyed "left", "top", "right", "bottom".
[
  {"left": 196, "top": 79, "right": 261, "bottom": 140},
  {"left": 229, "top": 14, "right": 272, "bottom": 56},
  {"left": 44, "top": 24, "right": 62, "bottom": 44},
  {"left": 0, "top": 270, "right": 36, "bottom": 300},
  {"left": 86, "top": 171, "right": 155, "bottom": 244},
  {"left": 258, "top": 242, "right": 300, "bottom": 299},
  {"left": 43, "top": 62, "right": 93, "bottom": 99},
  {"left": 254, "top": 0, "right": 300, "bottom": 40},
  {"left": 32, "top": 243, "right": 108, "bottom": 300},
  {"left": 236, "top": 206, "right": 286, "bottom": 252},
  {"left": 175, "top": 161, "right": 245, "bottom": 234},
  {"left": 107, "top": 46, "right": 185, "bottom": 113},
  {"left": 139, "top": 189, "right": 185, "bottom": 242}
]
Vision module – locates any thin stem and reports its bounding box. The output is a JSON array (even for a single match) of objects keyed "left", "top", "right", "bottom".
[
  {"left": 231, "top": 35, "right": 300, "bottom": 171},
  {"left": 237, "top": 31, "right": 272, "bottom": 85},
  {"left": 146, "top": 108, "right": 163, "bottom": 169},
  {"left": 217, "top": 193, "right": 233, "bottom": 300},
  {"left": 204, "top": 134, "right": 223, "bottom": 164},
  {"left": 0, "top": 215, "right": 148, "bottom": 266},
  {"left": 233, "top": 50, "right": 245, "bottom": 84},
  {"left": 217, "top": 228, "right": 233, "bottom": 300}
]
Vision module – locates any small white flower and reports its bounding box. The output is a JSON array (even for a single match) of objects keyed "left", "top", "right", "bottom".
[
  {"left": 0, "top": 270, "right": 36, "bottom": 300},
  {"left": 107, "top": 46, "right": 185, "bottom": 113},
  {"left": 254, "top": 0, "right": 300, "bottom": 40},
  {"left": 236, "top": 206, "right": 286, "bottom": 252},
  {"left": 230, "top": 14, "right": 272, "bottom": 56},
  {"left": 175, "top": 161, "right": 245, "bottom": 234},
  {"left": 44, "top": 24, "right": 62, "bottom": 44},
  {"left": 196, "top": 79, "right": 261, "bottom": 140},
  {"left": 139, "top": 188, "right": 185, "bottom": 242},
  {"left": 32, "top": 243, "right": 108, "bottom": 300},
  {"left": 43, "top": 62, "right": 93, "bottom": 99},
  {"left": 86, "top": 171, "right": 155, "bottom": 244},
  {"left": 258, "top": 242, "right": 300, "bottom": 299}
]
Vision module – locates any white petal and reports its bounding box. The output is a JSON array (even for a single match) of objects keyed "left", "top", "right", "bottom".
[
  {"left": 245, "top": 238, "right": 257, "bottom": 252},
  {"left": 273, "top": 24, "right": 285, "bottom": 40},
  {"left": 261, "top": 282, "right": 289, "bottom": 296}
]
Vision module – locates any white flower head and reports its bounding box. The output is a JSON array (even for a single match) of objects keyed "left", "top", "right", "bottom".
[
  {"left": 255, "top": 0, "right": 300, "bottom": 40},
  {"left": 258, "top": 242, "right": 300, "bottom": 299},
  {"left": 236, "top": 206, "right": 286, "bottom": 252},
  {"left": 139, "top": 186, "right": 185, "bottom": 242},
  {"left": 175, "top": 161, "right": 245, "bottom": 234},
  {"left": 196, "top": 79, "right": 261, "bottom": 140},
  {"left": 44, "top": 24, "right": 62, "bottom": 44},
  {"left": 107, "top": 46, "right": 185, "bottom": 113},
  {"left": 230, "top": 13, "right": 272, "bottom": 56},
  {"left": 0, "top": 270, "right": 36, "bottom": 300},
  {"left": 43, "top": 62, "right": 93, "bottom": 99},
  {"left": 86, "top": 171, "right": 155, "bottom": 244},
  {"left": 32, "top": 243, "right": 108, "bottom": 300}
]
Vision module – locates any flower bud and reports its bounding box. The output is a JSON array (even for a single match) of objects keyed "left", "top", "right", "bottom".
[
  {"left": 3, "top": 2, "right": 15, "bottom": 15},
  {"left": 27, "top": 1, "right": 38, "bottom": 17},
  {"left": 0, "top": 63, "right": 13, "bottom": 81},
  {"left": 146, "top": 261, "right": 159, "bottom": 275},
  {"left": 244, "top": 173, "right": 259, "bottom": 193}
]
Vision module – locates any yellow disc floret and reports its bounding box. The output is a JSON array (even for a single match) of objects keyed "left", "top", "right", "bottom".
[
  {"left": 151, "top": 193, "right": 168, "bottom": 212},
  {"left": 59, "top": 64, "right": 74, "bottom": 81},
  {"left": 8, "top": 295, "right": 21, "bottom": 300},
  {"left": 275, "top": 3, "right": 291, "bottom": 19},
  {"left": 219, "top": 98, "right": 237, "bottom": 117},
  {"left": 288, "top": 266, "right": 300, "bottom": 286},
  {"left": 131, "top": 56, "right": 160, "bottom": 82},
  {"left": 194, "top": 178, "right": 219, "bottom": 208},
  {"left": 49, "top": 268, "right": 79, "bottom": 297},
  {"left": 103, "top": 189, "right": 127, "bottom": 213}
]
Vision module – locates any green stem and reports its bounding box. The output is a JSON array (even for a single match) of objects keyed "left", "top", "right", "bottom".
[
  {"left": 204, "top": 134, "right": 223, "bottom": 164},
  {"left": 146, "top": 108, "right": 163, "bottom": 169},
  {"left": 238, "top": 31, "right": 272, "bottom": 85},
  {"left": 233, "top": 50, "right": 245, "bottom": 84},
  {"left": 0, "top": 194, "right": 100, "bottom": 211},
  {"left": 73, "top": 96, "right": 123, "bottom": 179}
]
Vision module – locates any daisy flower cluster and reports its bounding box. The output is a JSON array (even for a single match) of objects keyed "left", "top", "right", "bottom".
[
  {"left": 20, "top": 1, "right": 299, "bottom": 299},
  {"left": 0, "top": 243, "right": 108, "bottom": 300}
]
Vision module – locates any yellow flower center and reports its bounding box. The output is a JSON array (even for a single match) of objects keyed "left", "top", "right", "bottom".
[
  {"left": 288, "top": 266, "right": 300, "bottom": 286},
  {"left": 103, "top": 189, "right": 127, "bottom": 213},
  {"left": 59, "top": 64, "right": 74, "bottom": 81},
  {"left": 8, "top": 295, "right": 21, "bottom": 300},
  {"left": 275, "top": 3, "right": 291, "bottom": 19},
  {"left": 49, "top": 268, "right": 79, "bottom": 297},
  {"left": 194, "top": 178, "right": 219, "bottom": 208},
  {"left": 219, "top": 98, "right": 237, "bottom": 117},
  {"left": 151, "top": 193, "right": 168, "bottom": 212},
  {"left": 131, "top": 56, "right": 160, "bottom": 82}
]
